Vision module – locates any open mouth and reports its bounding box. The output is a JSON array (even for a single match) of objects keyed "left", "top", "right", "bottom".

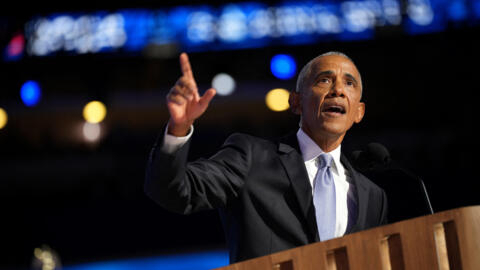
[{"left": 322, "top": 104, "right": 346, "bottom": 115}]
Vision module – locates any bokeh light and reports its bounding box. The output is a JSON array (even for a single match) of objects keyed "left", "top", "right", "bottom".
[
  {"left": 82, "top": 122, "right": 101, "bottom": 142},
  {"left": 448, "top": 0, "right": 468, "bottom": 21},
  {"left": 211, "top": 73, "right": 236, "bottom": 96},
  {"left": 0, "top": 108, "right": 8, "bottom": 129},
  {"left": 32, "top": 245, "right": 61, "bottom": 270},
  {"left": 6, "top": 33, "right": 25, "bottom": 60},
  {"left": 265, "top": 88, "right": 290, "bottom": 112},
  {"left": 270, "top": 54, "right": 296, "bottom": 80},
  {"left": 20, "top": 80, "right": 41, "bottom": 107},
  {"left": 82, "top": 101, "right": 107, "bottom": 123}
]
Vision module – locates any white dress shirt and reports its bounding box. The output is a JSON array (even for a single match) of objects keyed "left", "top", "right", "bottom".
[
  {"left": 161, "top": 124, "right": 194, "bottom": 153},
  {"left": 296, "top": 128, "right": 356, "bottom": 238},
  {"left": 162, "top": 126, "right": 357, "bottom": 238}
]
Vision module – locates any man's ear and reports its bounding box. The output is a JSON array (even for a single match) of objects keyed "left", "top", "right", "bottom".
[
  {"left": 289, "top": 91, "right": 302, "bottom": 115},
  {"left": 354, "top": 102, "right": 365, "bottom": 123}
]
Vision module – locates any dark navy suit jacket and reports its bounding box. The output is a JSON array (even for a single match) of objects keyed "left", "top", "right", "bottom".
[{"left": 145, "top": 132, "right": 388, "bottom": 263}]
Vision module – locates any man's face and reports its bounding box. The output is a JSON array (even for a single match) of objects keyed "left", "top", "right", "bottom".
[{"left": 294, "top": 55, "right": 365, "bottom": 140}]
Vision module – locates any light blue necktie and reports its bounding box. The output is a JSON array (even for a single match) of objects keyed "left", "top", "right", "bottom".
[{"left": 313, "top": 153, "right": 336, "bottom": 241}]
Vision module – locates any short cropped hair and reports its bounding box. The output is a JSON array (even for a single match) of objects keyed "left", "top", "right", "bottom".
[{"left": 295, "top": 51, "right": 362, "bottom": 96}]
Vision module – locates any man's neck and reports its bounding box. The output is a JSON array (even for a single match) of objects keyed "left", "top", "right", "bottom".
[{"left": 301, "top": 127, "right": 344, "bottom": 153}]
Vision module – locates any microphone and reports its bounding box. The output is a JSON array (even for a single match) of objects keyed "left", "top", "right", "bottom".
[
  {"left": 351, "top": 143, "right": 434, "bottom": 215},
  {"left": 351, "top": 143, "right": 391, "bottom": 172}
]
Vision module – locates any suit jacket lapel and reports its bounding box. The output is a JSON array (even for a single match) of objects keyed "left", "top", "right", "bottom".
[
  {"left": 341, "top": 154, "right": 368, "bottom": 234},
  {"left": 276, "top": 134, "right": 370, "bottom": 239},
  {"left": 277, "top": 133, "right": 319, "bottom": 242}
]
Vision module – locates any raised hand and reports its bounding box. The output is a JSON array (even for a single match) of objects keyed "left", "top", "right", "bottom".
[{"left": 166, "top": 53, "right": 216, "bottom": 136}]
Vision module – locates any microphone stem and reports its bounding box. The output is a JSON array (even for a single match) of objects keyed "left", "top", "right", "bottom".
[{"left": 418, "top": 177, "right": 434, "bottom": 214}]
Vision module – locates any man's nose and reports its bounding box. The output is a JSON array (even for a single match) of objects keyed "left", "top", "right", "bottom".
[{"left": 328, "top": 81, "right": 345, "bottom": 97}]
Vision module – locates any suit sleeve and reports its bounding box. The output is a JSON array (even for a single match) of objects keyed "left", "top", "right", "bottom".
[{"left": 144, "top": 133, "right": 252, "bottom": 215}]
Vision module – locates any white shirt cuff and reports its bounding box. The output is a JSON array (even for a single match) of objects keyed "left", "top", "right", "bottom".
[{"left": 161, "top": 124, "right": 194, "bottom": 154}]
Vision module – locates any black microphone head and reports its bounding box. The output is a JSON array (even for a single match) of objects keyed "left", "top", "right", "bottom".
[
  {"left": 366, "top": 142, "right": 391, "bottom": 165},
  {"left": 350, "top": 150, "right": 370, "bottom": 172},
  {"left": 351, "top": 150, "right": 362, "bottom": 163},
  {"left": 350, "top": 142, "right": 391, "bottom": 172}
]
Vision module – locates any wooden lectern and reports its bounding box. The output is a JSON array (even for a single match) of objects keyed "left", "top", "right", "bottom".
[{"left": 214, "top": 206, "right": 480, "bottom": 270}]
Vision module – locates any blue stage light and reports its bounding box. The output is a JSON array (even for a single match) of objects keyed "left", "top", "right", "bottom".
[
  {"left": 19, "top": 0, "right": 480, "bottom": 58},
  {"left": 448, "top": 0, "right": 468, "bottom": 21},
  {"left": 270, "top": 54, "right": 296, "bottom": 80},
  {"left": 63, "top": 250, "right": 229, "bottom": 270},
  {"left": 404, "top": 0, "right": 447, "bottom": 34},
  {"left": 474, "top": 0, "right": 480, "bottom": 19},
  {"left": 20, "top": 80, "right": 41, "bottom": 107}
]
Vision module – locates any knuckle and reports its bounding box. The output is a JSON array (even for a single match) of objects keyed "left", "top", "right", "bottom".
[
  {"left": 175, "top": 78, "right": 185, "bottom": 87},
  {"left": 179, "top": 76, "right": 195, "bottom": 87},
  {"left": 179, "top": 76, "right": 189, "bottom": 84},
  {"left": 172, "top": 85, "right": 184, "bottom": 94},
  {"left": 167, "top": 90, "right": 176, "bottom": 98},
  {"left": 168, "top": 89, "right": 182, "bottom": 99},
  {"left": 168, "top": 95, "right": 183, "bottom": 104}
]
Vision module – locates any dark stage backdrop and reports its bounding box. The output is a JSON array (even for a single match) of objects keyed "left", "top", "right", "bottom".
[{"left": 1, "top": 4, "right": 479, "bottom": 269}]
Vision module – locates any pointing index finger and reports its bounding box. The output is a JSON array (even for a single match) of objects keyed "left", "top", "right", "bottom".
[{"left": 180, "top": 52, "right": 195, "bottom": 80}]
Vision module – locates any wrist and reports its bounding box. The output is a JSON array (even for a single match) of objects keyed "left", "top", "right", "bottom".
[{"left": 167, "top": 120, "right": 193, "bottom": 137}]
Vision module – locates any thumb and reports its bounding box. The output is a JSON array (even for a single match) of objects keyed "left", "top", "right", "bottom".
[{"left": 199, "top": 88, "right": 216, "bottom": 108}]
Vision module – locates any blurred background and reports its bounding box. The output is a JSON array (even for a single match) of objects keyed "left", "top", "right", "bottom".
[{"left": 1, "top": 0, "right": 479, "bottom": 269}]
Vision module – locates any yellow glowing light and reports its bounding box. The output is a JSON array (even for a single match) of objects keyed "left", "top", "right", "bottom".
[
  {"left": 83, "top": 101, "right": 107, "bottom": 123},
  {"left": 33, "top": 246, "right": 56, "bottom": 270},
  {"left": 0, "top": 108, "right": 7, "bottom": 129},
  {"left": 265, "top": 88, "right": 290, "bottom": 112}
]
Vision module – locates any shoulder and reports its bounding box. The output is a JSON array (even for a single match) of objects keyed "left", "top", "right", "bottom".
[
  {"left": 223, "top": 133, "right": 277, "bottom": 150},
  {"left": 205, "top": 133, "right": 280, "bottom": 167}
]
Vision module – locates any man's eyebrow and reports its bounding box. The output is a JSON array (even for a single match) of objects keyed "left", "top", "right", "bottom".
[
  {"left": 314, "top": 70, "right": 360, "bottom": 85},
  {"left": 314, "top": 70, "right": 334, "bottom": 81},
  {"left": 345, "top": 73, "right": 359, "bottom": 84}
]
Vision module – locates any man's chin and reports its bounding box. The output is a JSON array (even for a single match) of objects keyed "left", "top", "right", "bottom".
[
  {"left": 302, "top": 120, "right": 349, "bottom": 138},
  {"left": 318, "top": 124, "right": 348, "bottom": 138}
]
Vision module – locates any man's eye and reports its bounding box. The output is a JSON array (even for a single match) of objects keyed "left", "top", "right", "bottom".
[
  {"left": 346, "top": 80, "right": 354, "bottom": 86},
  {"left": 319, "top": 78, "right": 330, "bottom": 83}
]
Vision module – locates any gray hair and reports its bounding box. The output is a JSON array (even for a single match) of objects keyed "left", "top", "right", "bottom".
[{"left": 295, "top": 51, "right": 362, "bottom": 95}]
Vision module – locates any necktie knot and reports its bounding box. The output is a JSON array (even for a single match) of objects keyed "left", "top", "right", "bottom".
[{"left": 318, "top": 153, "right": 333, "bottom": 169}]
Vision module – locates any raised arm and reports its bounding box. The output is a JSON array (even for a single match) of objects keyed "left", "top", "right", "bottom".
[{"left": 166, "top": 53, "right": 216, "bottom": 136}]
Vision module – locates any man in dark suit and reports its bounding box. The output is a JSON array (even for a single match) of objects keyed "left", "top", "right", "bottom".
[{"left": 145, "top": 52, "right": 388, "bottom": 263}]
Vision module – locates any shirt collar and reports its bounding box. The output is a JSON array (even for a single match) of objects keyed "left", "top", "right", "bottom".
[{"left": 296, "top": 128, "right": 342, "bottom": 174}]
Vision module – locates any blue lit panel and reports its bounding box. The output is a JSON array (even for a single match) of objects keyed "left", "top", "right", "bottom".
[
  {"left": 182, "top": 3, "right": 270, "bottom": 51},
  {"left": 121, "top": 10, "right": 152, "bottom": 51},
  {"left": 17, "top": 0, "right": 480, "bottom": 59},
  {"left": 447, "top": 0, "right": 468, "bottom": 21},
  {"left": 63, "top": 250, "right": 229, "bottom": 270},
  {"left": 472, "top": 0, "right": 480, "bottom": 19},
  {"left": 404, "top": 0, "right": 448, "bottom": 35},
  {"left": 339, "top": 0, "right": 376, "bottom": 41},
  {"left": 24, "top": 12, "right": 127, "bottom": 56}
]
